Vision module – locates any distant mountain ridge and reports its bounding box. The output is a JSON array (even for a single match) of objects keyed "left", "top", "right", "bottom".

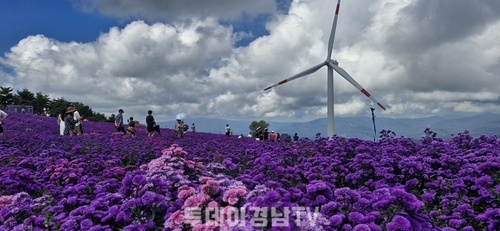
[{"left": 158, "top": 112, "right": 500, "bottom": 140}]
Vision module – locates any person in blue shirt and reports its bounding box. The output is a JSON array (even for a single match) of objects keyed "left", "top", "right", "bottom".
[{"left": 115, "top": 109, "right": 126, "bottom": 134}]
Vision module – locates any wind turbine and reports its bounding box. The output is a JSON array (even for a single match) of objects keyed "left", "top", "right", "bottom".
[{"left": 263, "top": 0, "right": 387, "bottom": 137}]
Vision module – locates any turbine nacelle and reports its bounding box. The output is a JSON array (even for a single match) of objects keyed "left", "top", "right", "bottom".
[{"left": 325, "top": 59, "right": 339, "bottom": 66}]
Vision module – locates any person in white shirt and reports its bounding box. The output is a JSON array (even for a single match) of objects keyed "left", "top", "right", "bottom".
[
  {"left": 71, "top": 104, "right": 83, "bottom": 135},
  {"left": 57, "top": 108, "right": 65, "bottom": 135},
  {"left": 0, "top": 109, "right": 8, "bottom": 135}
]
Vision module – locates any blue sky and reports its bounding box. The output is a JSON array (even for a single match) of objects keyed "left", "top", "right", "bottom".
[
  {"left": 0, "top": 0, "right": 117, "bottom": 55},
  {"left": 1, "top": 0, "right": 499, "bottom": 127},
  {"left": 0, "top": 0, "right": 287, "bottom": 55}
]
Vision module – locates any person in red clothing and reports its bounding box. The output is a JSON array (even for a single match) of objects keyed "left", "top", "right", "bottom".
[{"left": 270, "top": 131, "right": 276, "bottom": 142}]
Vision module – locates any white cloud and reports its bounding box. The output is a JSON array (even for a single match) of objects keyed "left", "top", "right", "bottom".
[{"left": 1, "top": 0, "right": 500, "bottom": 123}]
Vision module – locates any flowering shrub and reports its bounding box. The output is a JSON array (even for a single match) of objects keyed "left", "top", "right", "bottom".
[{"left": 0, "top": 113, "right": 499, "bottom": 230}]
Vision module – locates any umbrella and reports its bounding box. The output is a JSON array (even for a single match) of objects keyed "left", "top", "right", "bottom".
[{"left": 176, "top": 113, "right": 187, "bottom": 120}]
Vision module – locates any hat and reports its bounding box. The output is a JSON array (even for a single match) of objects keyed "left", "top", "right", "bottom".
[{"left": 66, "top": 106, "right": 76, "bottom": 113}]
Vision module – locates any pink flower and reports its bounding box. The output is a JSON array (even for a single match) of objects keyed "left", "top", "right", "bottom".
[
  {"left": 208, "top": 201, "right": 218, "bottom": 208},
  {"left": 185, "top": 160, "right": 195, "bottom": 169},
  {"left": 147, "top": 159, "right": 163, "bottom": 169},
  {"left": 0, "top": 195, "right": 13, "bottom": 209},
  {"left": 201, "top": 180, "right": 219, "bottom": 195},
  {"left": 199, "top": 177, "right": 213, "bottom": 184},
  {"left": 222, "top": 186, "right": 247, "bottom": 205},
  {"left": 184, "top": 193, "right": 210, "bottom": 207},
  {"left": 178, "top": 186, "right": 196, "bottom": 199},
  {"left": 167, "top": 210, "right": 184, "bottom": 228},
  {"left": 162, "top": 150, "right": 173, "bottom": 156},
  {"left": 161, "top": 144, "right": 187, "bottom": 157}
]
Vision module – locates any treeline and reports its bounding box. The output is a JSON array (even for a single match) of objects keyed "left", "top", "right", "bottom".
[{"left": 0, "top": 86, "right": 111, "bottom": 122}]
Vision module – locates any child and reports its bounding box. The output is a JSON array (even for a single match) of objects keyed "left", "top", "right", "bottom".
[{"left": 127, "top": 117, "right": 136, "bottom": 137}]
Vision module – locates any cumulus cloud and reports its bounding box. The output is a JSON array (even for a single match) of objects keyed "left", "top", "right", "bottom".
[{"left": 1, "top": 0, "right": 499, "bottom": 123}]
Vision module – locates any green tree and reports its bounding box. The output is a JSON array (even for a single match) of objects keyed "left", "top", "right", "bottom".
[
  {"left": 49, "top": 97, "right": 70, "bottom": 117},
  {"left": 70, "top": 102, "right": 93, "bottom": 119},
  {"left": 70, "top": 102, "right": 107, "bottom": 122},
  {"left": 107, "top": 114, "right": 116, "bottom": 123},
  {"left": 33, "top": 92, "right": 51, "bottom": 114},
  {"left": 49, "top": 98, "right": 108, "bottom": 121},
  {"left": 88, "top": 112, "right": 107, "bottom": 122},
  {"left": 249, "top": 120, "right": 270, "bottom": 136},
  {"left": 15, "top": 88, "right": 34, "bottom": 105},
  {"left": 0, "top": 86, "right": 14, "bottom": 106},
  {"left": 5, "top": 86, "right": 112, "bottom": 122}
]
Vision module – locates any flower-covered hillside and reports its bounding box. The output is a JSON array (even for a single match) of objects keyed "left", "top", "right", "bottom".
[{"left": 0, "top": 113, "right": 499, "bottom": 230}]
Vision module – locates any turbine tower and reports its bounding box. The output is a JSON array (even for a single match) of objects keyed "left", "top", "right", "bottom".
[{"left": 264, "top": 0, "right": 387, "bottom": 137}]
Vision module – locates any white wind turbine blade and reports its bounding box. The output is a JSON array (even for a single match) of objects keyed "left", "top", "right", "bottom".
[
  {"left": 327, "top": 0, "right": 341, "bottom": 60},
  {"left": 327, "top": 61, "right": 387, "bottom": 110},
  {"left": 264, "top": 62, "right": 326, "bottom": 91}
]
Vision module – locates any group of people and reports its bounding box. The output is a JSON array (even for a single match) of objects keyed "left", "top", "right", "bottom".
[
  {"left": 114, "top": 109, "right": 157, "bottom": 137},
  {"left": 248, "top": 128, "right": 300, "bottom": 142},
  {"left": 114, "top": 109, "right": 196, "bottom": 138},
  {"left": 1, "top": 105, "right": 304, "bottom": 142},
  {"left": 57, "top": 105, "right": 84, "bottom": 136},
  {"left": 174, "top": 120, "right": 196, "bottom": 138},
  {"left": 114, "top": 109, "right": 139, "bottom": 137},
  {"left": 254, "top": 128, "right": 280, "bottom": 141}
]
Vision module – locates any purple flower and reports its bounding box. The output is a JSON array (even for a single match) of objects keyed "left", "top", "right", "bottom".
[
  {"left": 348, "top": 211, "right": 364, "bottom": 224},
  {"left": 321, "top": 202, "right": 338, "bottom": 215},
  {"left": 80, "top": 219, "right": 93, "bottom": 230},
  {"left": 315, "top": 195, "right": 327, "bottom": 204},
  {"left": 132, "top": 175, "right": 147, "bottom": 185},
  {"left": 329, "top": 214, "right": 344, "bottom": 226},
  {"left": 420, "top": 192, "right": 435, "bottom": 202},
  {"left": 475, "top": 175, "right": 493, "bottom": 186},
  {"left": 386, "top": 215, "right": 412, "bottom": 231},
  {"left": 461, "top": 226, "right": 474, "bottom": 231},
  {"left": 352, "top": 224, "right": 371, "bottom": 231}
]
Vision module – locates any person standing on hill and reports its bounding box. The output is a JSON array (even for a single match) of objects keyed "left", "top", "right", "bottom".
[
  {"left": 57, "top": 108, "right": 65, "bottom": 135},
  {"left": 293, "top": 133, "right": 299, "bottom": 142},
  {"left": 263, "top": 128, "right": 269, "bottom": 141},
  {"left": 176, "top": 119, "right": 184, "bottom": 138},
  {"left": 0, "top": 107, "right": 8, "bottom": 136},
  {"left": 146, "top": 110, "right": 156, "bottom": 137},
  {"left": 191, "top": 123, "right": 196, "bottom": 132},
  {"left": 225, "top": 124, "right": 231, "bottom": 136},
  {"left": 115, "top": 109, "right": 126, "bottom": 134},
  {"left": 71, "top": 104, "right": 83, "bottom": 135},
  {"left": 127, "top": 117, "right": 136, "bottom": 138},
  {"left": 64, "top": 106, "right": 77, "bottom": 136},
  {"left": 270, "top": 131, "right": 276, "bottom": 142}
]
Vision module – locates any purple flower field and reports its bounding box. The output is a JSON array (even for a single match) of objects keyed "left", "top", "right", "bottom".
[{"left": 0, "top": 113, "right": 499, "bottom": 231}]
